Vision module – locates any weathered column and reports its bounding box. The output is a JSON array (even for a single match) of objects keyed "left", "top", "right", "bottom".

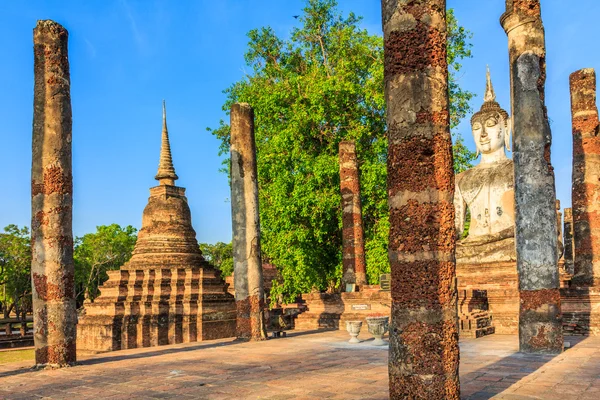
[
  {"left": 556, "top": 200, "right": 564, "bottom": 262},
  {"left": 570, "top": 68, "right": 600, "bottom": 288},
  {"left": 501, "top": 0, "right": 563, "bottom": 354},
  {"left": 382, "top": 1, "right": 459, "bottom": 398},
  {"left": 339, "top": 141, "right": 367, "bottom": 289},
  {"left": 564, "top": 208, "right": 574, "bottom": 275},
  {"left": 230, "top": 103, "right": 267, "bottom": 341},
  {"left": 31, "top": 20, "right": 76, "bottom": 366}
]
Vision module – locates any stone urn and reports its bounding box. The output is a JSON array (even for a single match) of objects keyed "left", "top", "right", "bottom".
[
  {"left": 366, "top": 316, "right": 389, "bottom": 346},
  {"left": 345, "top": 321, "right": 363, "bottom": 343}
]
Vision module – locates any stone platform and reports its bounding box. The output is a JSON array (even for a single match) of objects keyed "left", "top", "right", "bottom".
[
  {"left": 294, "top": 288, "right": 391, "bottom": 330},
  {"left": 457, "top": 261, "right": 519, "bottom": 334},
  {"left": 77, "top": 265, "right": 236, "bottom": 353},
  {"left": 2, "top": 331, "right": 600, "bottom": 399},
  {"left": 561, "top": 286, "right": 600, "bottom": 336},
  {"left": 458, "top": 289, "right": 495, "bottom": 338}
]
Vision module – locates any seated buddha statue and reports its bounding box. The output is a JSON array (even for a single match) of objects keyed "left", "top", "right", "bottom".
[{"left": 454, "top": 68, "right": 516, "bottom": 263}]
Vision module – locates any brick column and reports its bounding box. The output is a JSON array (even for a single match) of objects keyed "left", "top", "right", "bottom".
[
  {"left": 570, "top": 68, "right": 600, "bottom": 288},
  {"left": 382, "top": 1, "right": 459, "bottom": 397},
  {"left": 501, "top": 0, "right": 563, "bottom": 354},
  {"left": 230, "top": 103, "right": 267, "bottom": 341},
  {"left": 339, "top": 141, "right": 367, "bottom": 289},
  {"left": 564, "top": 208, "right": 574, "bottom": 275},
  {"left": 31, "top": 20, "right": 76, "bottom": 366}
]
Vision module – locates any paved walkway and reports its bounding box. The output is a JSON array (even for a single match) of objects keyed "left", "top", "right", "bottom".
[{"left": 0, "top": 330, "right": 599, "bottom": 399}]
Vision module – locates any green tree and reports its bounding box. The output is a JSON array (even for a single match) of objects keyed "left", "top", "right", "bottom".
[
  {"left": 199, "top": 242, "right": 234, "bottom": 277},
  {"left": 209, "top": 0, "right": 475, "bottom": 303},
  {"left": 0, "top": 225, "right": 31, "bottom": 318},
  {"left": 74, "top": 224, "right": 137, "bottom": 305}
]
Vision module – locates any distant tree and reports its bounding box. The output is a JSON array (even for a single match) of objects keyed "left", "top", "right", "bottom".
[
  {"left": 199, "top": 242, "right": 234, "bottom": 277},
  {"left": 74, "top": 224, "right": 137, "bottom": 306},
  {"left": 209, "top": 0, "right": 476, "bottom": 302},
  {"left": 0, "top": 225, "right": 31, "bottom": 318}
]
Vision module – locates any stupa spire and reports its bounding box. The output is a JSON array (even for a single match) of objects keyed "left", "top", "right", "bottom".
[
  {"left": 155, "top": 100, "right": 178, "bottom": 186},
  {"left": 484, "top": 65, "right": 496, "bottom": 103}
]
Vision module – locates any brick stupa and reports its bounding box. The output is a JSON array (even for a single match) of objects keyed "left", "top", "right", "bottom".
[{"left": 77, "top": 102, "right": 236, "bottom": 353}]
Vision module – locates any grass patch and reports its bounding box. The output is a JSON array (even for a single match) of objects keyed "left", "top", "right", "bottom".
[{"left": 0, "top": 348, "right": 34, "bottom": 364}]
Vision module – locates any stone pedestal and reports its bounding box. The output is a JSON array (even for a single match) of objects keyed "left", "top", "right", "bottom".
[
  {"left": 458, "top": 289, "right": 495, "bottom": 339},
  {"left": 294, "top": 288, "right": 391, "bottom": 330},
  {"left": 457, "top": 260, "right": 518, "bottom": 335},
  {"left": 456, "top": 236, "right": 518, "bottom": 335},
  {"left": 561, "top": 287, "right": 600, "bottom": 336}
]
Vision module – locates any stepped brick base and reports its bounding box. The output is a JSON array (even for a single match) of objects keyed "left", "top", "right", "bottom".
[
  {"left": 294, "top": 288, "right": 391, "bottom": 330},
  {"left": 77, "top": 265, "right": 236, "bottom": 354},
  {"left": 561, "top": 286, "right": 600, "bottom": 336},
  {"left": 457, "top": 261, "right": 518, "bottom": 334},
  {"left": 458, "top": 289, "right": 495, "bottom": 338}
]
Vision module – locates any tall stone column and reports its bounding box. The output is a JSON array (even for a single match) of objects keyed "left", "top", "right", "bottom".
[
  {"left": 570, "top": 68, "right": 600, "bottom": 288},
  {"left": 339, "top": 141, "right": 367, "bottom": 289},
  {"left": 382, "top": 1, "right": 459, "bottom": 398},
  {"left": 501, "top": 0, "right": 563, "bottom": 354},
  {"left": 556, "top": 200, "right": 564, "bottom": 262},
  {"left": 31, "top": 20, "right": 76, "bottom": 366},
  {"left": 564, "top": 208, "right": 574, "bottom": 275},
  {"left": 230, "top": 103, "right": 267, "bottom": 341}
]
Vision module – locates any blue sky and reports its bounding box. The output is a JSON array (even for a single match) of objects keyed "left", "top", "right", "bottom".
[{"left": 1, "top": 1, "right": 599, "bottom": 243}]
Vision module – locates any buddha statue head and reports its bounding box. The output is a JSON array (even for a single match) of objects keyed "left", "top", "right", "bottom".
[{"left": 471, "top": 67, "right": 511, "bottom": 161}]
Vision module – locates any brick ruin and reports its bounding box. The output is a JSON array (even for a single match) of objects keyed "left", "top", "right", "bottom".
[
  {"left": 570, "top": 69, "right": 600, "bottom": 288},
  {"left": 229, "top": 103, "right": 268, "bottom": 341},
  {"left": 561, "top": 69, "right": 600, "bottom": 336},
  {"left": 501, "top": 0, "right": 563, "bottom": 354},
  {"left": 339, "top": 141, "right": 367, "bottom": 289},
  {"left": 31, "top": 20, "right": 77, "bottom": 367},
  {"left": 294, "top": 288, "right": 391, "bottom": 330},
  {"left": 382, "top": 0, "right": 460, "bottom": 398},
  {"left": 76, "top": 103, "right": 236, "bottom": 353}
]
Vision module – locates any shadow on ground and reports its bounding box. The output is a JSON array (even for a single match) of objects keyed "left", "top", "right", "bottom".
[
  {"left": 460, "top": 335, "right": 588, "bottom": 400},
  {"left": 0, "top": 330, "right": 389, "bottom": 400},
  {"left": 0, "top": 328, "right": 329, "bottom": 380}
]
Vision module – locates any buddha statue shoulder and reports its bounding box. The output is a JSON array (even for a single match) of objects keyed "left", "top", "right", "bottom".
[{"left": 454, "top": 68, "right": 516, "bottom": 263}]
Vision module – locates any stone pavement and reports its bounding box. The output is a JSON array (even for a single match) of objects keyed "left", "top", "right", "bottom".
[{"left": 0, "top": 330, "right": 599, "bottom": 399}]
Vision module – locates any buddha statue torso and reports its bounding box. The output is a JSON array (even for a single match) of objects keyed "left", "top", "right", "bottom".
[
  {"left": 455, "top": 68, "right": 516, "bottom": 263},
  {"left": 455, "top": 158, "right": 514, "bottom": 243}
]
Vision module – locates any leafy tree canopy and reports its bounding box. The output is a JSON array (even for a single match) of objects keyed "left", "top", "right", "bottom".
[
  {"left": 209, "top": 0, "right": 475, "bottom": 303},
  {"left": 0, "top": 225, "right": 31, "bottom": 317},
  {"left": 74, "top": 224, "right": 137, "bottom": 305},
  {"left": 199, "top": 242, "right": 234, "bottom": 277}
]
